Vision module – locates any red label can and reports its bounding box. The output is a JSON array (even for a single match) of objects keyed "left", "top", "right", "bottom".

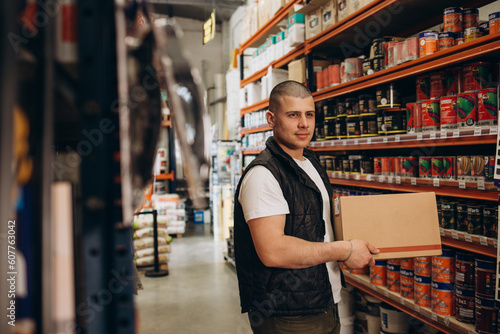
[
  {"left": 421, "top": 100, "right": 440, "bottom": 131},
  {"left": 457, "top": 92, "right": 478, "bottom": 128},
  {"left": 432, "top": 254, "right": 455, "bottom": 283},
  {"left": 463, "top": 8, "right": 479, "bottom": 29},
  {"left": 381, "top": 157, "right": 394, "bottom": 176},
  {"left": 406, "top": 103, "right": 416, "bottom": 133},
  {"left": 443, "top": 7, "right": 463, "bottom": 33},
  {"left": 477, "top": 88, "right": 498, "bottom": 126},
  {"left": 440, "top": 96, "right": 458, "bottom": 130},
  {"left": 438, "top": 32, "right": 455, "bottom": 51},
  {"left": 374, "top": 157, "right": 382, "bottom": 175},
  {"left": 387, "top": 263, "right": 400, "bottom": 292},
  {"left": 431, "top": 282, "right": 455, "bottom": 316},
  {"left": 430, "top": 72, "right": 446, "bottom": 99},
  {"left": 419, "top": 156, "right": 432, "bottom": 178},
  {"left": 370, "top": 260, "right": 387, "bottom": 286},
  {"left": 400, "top": 258, "right": 414, "bottom": 270},
  {"left": 432, "top": 157, "right": 443, "bottom": 178},
  {"left": 414, "top": 275, "right": 432, "bottom": 307},
  {"left": 400, "top": 269, "right": 414, "bottom": 299},
  {"left": 463, "top": 62, "right": 492, "bottom": 92},
  {"left": 394, "top": 157, "right": 402, "bottom": 176},
  {"left": 442, "top": 156, "right": 456, "bottom": 180},
  {"left": 414, "top": 256, "right": 432, "bottom": 276},
  {"left": 489, "top": 12, "right": 500, "bottom": 34},
  {"left": 444, "top": 67, "right": 463, "bottom": 95},
  {"left": 400, "top": 157, "right": 418, "bottom": 177},
  {"left": 416, "top": 75, "right": 430, "bottom": 101}
]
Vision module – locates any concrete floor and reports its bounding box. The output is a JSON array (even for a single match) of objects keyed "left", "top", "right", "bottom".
[{"left": 135, "top": 223, "right": 251, "bottom": 334}]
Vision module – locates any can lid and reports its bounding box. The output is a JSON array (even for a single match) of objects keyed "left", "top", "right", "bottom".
[{"left": 347, "top": 115, "right": 360, "bottom": 118}]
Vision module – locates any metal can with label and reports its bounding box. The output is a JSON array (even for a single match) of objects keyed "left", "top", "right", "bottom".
[
  {"left": 430, "top": 71, "right": 446, "bottom": 99},
  {"left": 489, "top": 12, "right": 500, "bottom": 34},
  {"left": 406, "top": 103, "right": 415, "bottom": 133},
  {"left": 335, "top": 115, "right": 347, "bottom": 139},
  {"left": 374, "top": 157, "right": 382, "bottom": 175},
  {"left": 455, "top": 286, "right": 475, "bottom": 323},
  {"left": 432, "top": 157, "right": 444, "bottom": 179},
  {"left": 376, "top": 83, "right": 401, "bottom": 108},
  {"left": 440, "top": 96, "right": 458, "bottom": 130},
  {"left": 347, "top": 115, "right": 361, "bottom": 138},
  {"left": 372, "top": 55, "right": 385, "bottom": 72},
  {"left": 324, "top": 117, "right": 336, "bottom": 139},
  {"left": 443, "top": 7, "right": 463, "bottom": 33},
  {"left": 419, "top": 31, "right": 438, "bottom": 57},
  {"left": 457, "top": 92, "right": 478, "bottom": 128},
  {"left": 482, "top": 206, "right": 497, "bottom": 238},
  {"left": 345, "top": 97, "right": 359, "bottom": 115},
  {"left": 442, "top": 156, "right": 456, "bottom": 180},
  {"left": 457, "top": 156, "right": 472, "bottom": 181},
  {"left": 467, "top": 204, "right": 483, "bottom": 235},
  {"left": 441, "top": 201, "right": 456, "bottom": 230},
  {"left": 455, "top": 251, "right": 475, "bottom": 288},
  {"left": 463, "top": 8, "right": 479, "bottom": 29},
  {"left": 419, "top": 156, "right": 432, "bottom": 178},
  {"left": 416, "top": 75, "right": 431, "bottom": 101},
  {"left": 421, "top": 99, "right": 441, "bottom": 131},
  {"left": 383, "top": 108, "right": 406, "bottom": 135},
  {"left": 464, "top": 27, "right": 483, "bottom": 42},
  {"left": 359, "top": 94, "right": 376, "bottom": 113},
  {"left": 444, "top": 67, "right": 463, "bottom": 95},
  {"left": 400, "top": 157, "right": 418, "bottom": 177},
  {"left": 360, "top": 113, "right": 378, "bottom": 137},
  {"left": 438, "top": 32, "right": 455, "bottom": 51},
  {"left": 456, "top": 202, "right": 469, "bottom": 232},
  {"left": 477, "top": 88, "right": 498, "bottom": 126},
  {"left": 414, "top": 275, "right": 432, "bottom": 307},
  {"left": 463, "top": 62, "right": 492, "bottom": 91},
  {"left": 381, "top": 157, "right": 394, "bottom": 176}
]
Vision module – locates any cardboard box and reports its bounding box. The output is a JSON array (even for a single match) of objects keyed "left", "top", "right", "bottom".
[
  {"left": 322, "top": 0, "right": 338, "bottom": 31},
  {"left": 305, "top": 7, "right": 323, "bottom": 40},
  {"left": 334, "top": 192, "right": 442, "bottom": 259},
  {"left": 348, "top": 0, "right": 363, "bottom": 16},
  {"left": 287, "top": 13, "right": 305, "bottom": 47},
  {"left": 288, "top": 58, "right": 306, "bottom": 83},
  {"left": 337, "top": 0, "right": 349, "bottom": 21}
]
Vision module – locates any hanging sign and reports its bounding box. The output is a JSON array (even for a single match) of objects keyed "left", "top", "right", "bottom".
[{"left": 203, "top": 11, "right": 216, "bottom": 45}]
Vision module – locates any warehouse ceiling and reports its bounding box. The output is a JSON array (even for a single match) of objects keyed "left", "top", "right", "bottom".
[{"left": 148, "top": 0, "right": 246, "bottom": 22}]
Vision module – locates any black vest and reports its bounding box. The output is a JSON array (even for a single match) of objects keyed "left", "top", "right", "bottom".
[{"left": 234, "top": 137, "right": 339, "bottom": 316}]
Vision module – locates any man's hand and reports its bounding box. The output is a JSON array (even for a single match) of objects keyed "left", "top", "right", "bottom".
[{"left": 343, "top": 239, "right": 379, "bottom": 268}]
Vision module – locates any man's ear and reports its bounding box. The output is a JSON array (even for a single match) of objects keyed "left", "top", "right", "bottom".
[{"left": 266, "top": 110, "right": 275, "bottom": 127}]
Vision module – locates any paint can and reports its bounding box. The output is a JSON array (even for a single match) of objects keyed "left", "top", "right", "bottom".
[
  {"left": 455, "top": 251, "right": 475, "bottom": 288},
  {"left": 432, "top": 157, "right": 444, "bottom": 179},
  {"left": 337, "top": 101, "right": 346, "bottom": 116},
  {"left": 406, "top": 103, "right": 416, "bottom": 133},
  {"left": 419, "top": 31, "right": 438, "bottom": 57},
  {"left": 421, "top": 99, "right": 440, "bottom": 131},
  {"left": 400, "top": 269, "right": 414, "bottom": 299},
  {"left": 431, "top": 281, "right": 455, "bottom": 316},
  {"left": 463, "top": 62, "right": 492, "bottom": 91},
  {"left": 480, "top": 21, "right": 490, "bottom": 35},
  {"left": 371, "top": 38, "right": 386, "bottom": 57},
  {"left": 475, "top": 258, "right": 496, "bottom": 298},
  {"left": 443, "top": 7, "right": 463, "bottom": 33},
  {"left": 377, "top": 109, "right": 386, "bottom": 136},
  {"left": 414, "top": 256, "right": 432, "bottom": 277},
  {"left": 362, "top": 58, "right": 373, "bottom": 76},
  {"left": 467, "top": 204, "right": 483, "bottom": 235},
  {"left": 457, "top": 91, "right": 478, "bottom": 128},
  {"left": 400, "top": 157, "right": 418, "bottom": 177},
  {"left": 464, "top": 27, "right": 483, "bottom": 42},
  {"left": 455, "top": 32, "right": 464, "bottom": 45},
  {"left": 442, "top": 156, "right": 456, "bottom": 180},
  {"left": 374, "top": 157, "right": 382, "bottom": 175},
  {"left": 372, "top": 55, "right": 385, "bottom": 72},
  {"left": 359, "top": 113, "right": 378, "bottom": 137},
  {"left": 395, "top": 41, "right": 405, "bottom": 65},
  {"left": 463, "top": 8, "right": 479, "bottom": 29},
  {"left": 370, "top": 260, "right": 387, "bottom": 286},
  {"left": 416, "top": 75, "right": 431, "bottom": 101},
  {"left": 419, "top": 156, "right": 432, "bottom": 178},
  {"left": 383, "top": 108, "right": 406, "bottom": 134},
  {"left": 438, "top": 32, "right": 455, "bottom": 51},
  {"left": 489, "top": 12, "right": 500, "bottom": 35},
  {"left": 335, "top": 115, "right": 347, "bottom": 139},
  {"left": 471, "top": 155, "right": 485, "bottom": 181},
  {"left": 430, "top": 71, "right": 446, "bottom": 99},
  {"left": 441, "top": 201, "right": 456, "bottom": 230},
  {"left": 324, "top": 117, "right": 336, "bottom": 140},
  {"left": 345, "top": 97, "right": 360, "bottom": 115},
  {"left": 361, "top": 157, "right": 374, "bottom": 175},
  {"left": 457, "top": 156, "right": 472, "bottom": 181},
  {"left": 477, "top": 88, "right": 498, "bottom": 126},
  {"left": 381, "top": 157, "right": 394, "bottom": 176},
  {"left": 400, "top": 258, "right": 414, "bottom": 270},
  {"left": 432, "top": 249, "right": 455, "bottom": 283},
  {"left": 440, "top": 96, "right": 458, "bottom": 130},
  {"left": 347, "top": 115, "right": 361, "bottom": 138},
  {"left": 350, "top": 267, "right": 368, "bottom": 275},
  {"left": 405, "top": 37, "right": 419, "bottom": 61},
  {"left": 384, "top": 41, "right": 398, "bottom": 68},
  {"left": 484, "top": 155, "right": 495, "bottom": 182},
  {"left": 482, "top": 206, "right": 497, "bottom": 238},
  {"left": 456, "top": 202, "right": 468, "bottom": 232},
  {"left": 329, "top": 64, "right": 341, "bottom": 86},
  {"left": 475, "top": 297, "right": 497, "bottom": 334},
  {"left": 376, "top": 83, "right": 401, "bottom": 108},
  {"left": 444, "top": 67, "right": 463, "bottom": 95},
  {"left": 359, "top": 95, "right": 376, "bottom": 113},
  {"left": 455, "top": 286, "right": 475, "bottom": 323},
  {"left": 324, "top": 99, "right": 336, "bottom": 118},
  {"left": 414, "top": 275, "right": 432, "bottom": 307},
  {"left": 387, "top": 262, "right": 400, "bottom": 293}
]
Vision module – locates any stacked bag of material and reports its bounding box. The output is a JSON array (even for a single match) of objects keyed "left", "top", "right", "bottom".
[
  {"left": 132, "top": 212, "right": 172, "bottom": 267},
  {"left": 153, "top": 193, "right": 186, "bottom": 235}
]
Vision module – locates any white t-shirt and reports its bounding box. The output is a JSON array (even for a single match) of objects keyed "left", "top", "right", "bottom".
[{"left": 238, "top": 158, "right": 342, "bottom": 303}]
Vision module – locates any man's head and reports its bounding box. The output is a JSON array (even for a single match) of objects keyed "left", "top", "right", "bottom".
[{"left": 266, "top": 81, "right": 315, "bottom": 160}]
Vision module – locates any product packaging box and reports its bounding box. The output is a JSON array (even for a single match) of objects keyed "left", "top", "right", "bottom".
[
  {"left": 347, "top": 0, "right": 363, "bottom": 16},
  {"left": 337, "top": 0, "right": 349, "bottom": 21},
  {"left": 322, "top": 0, "right": 338, "bottom": 31},
  {"left": 334, "top": 192, "right": 442, "bottom": 259},
  {"left": 305, "top": 7, "right": 323, "bottom": 40},
  {"left": 287, "top": 13, "right": 305, "bottom": 47},
  {"left": 288, "top": 58, "right": 306, "bottom": 83}
]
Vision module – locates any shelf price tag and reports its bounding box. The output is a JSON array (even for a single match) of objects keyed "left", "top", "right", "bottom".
[
  {"left": 459, "top": 179, "right": 466, "bottom": 189},
  {"left": 477, "top": 178, "right": 485, "bottom": 190},
  {"left": 379, "top": 175, "right": 385, "bottom": 183},
  {"left": 395, "top": 135, "right": 400, "bottom": 142},
  {"left": 343, "top": 140, "right": 347, "bottom": 146},
  {"left": 452, "top": 231, "right": 459, "bottom": 239},
  {"left": 444, "top": 317, "right": 450, "bottom": 326},
  {"left": 388, "top": 176, "right": 394, "bottom": 184},
  {"left": 433, "top": 178, "right": 440, "bottom": 187},
  {"left": 355, "top": 174, "right": 361, "bottom": 180},
  {"left": 453, "top": 129, "right": 460, "bottom": 138},
  {"left": 429, "top": 131, "right": 436, "bottom": 140},
  {"left": 417, "top": 133, "right": 423, "bottom": 141},
  {"left": 474, "top": 127, "right": 482, "bottom": 136},
  {"left": 440, "top": 228, "right": 445, "bottom": 236},
  {"left": 367, "top": 138, "right": 372, "bottom": 144},
  {"left": 384, "top": 290, "right": 389, "bottom": 297},
  {"left": 415, "top": 305, "right": 421, "bottom": 313},
  {"left": 400, "top": 297, "right": 405, "bottom": 305},
  {"left": 490, "top": 126, "right": 497, "bottom": 135},
  {"left": 480, "top": 236, "right": 488, "bottom": 246},
  {"left": 494, "top": 239, "right": 498, "bottom": 248},
  {"left": 440, "top": 129, "right": 447, "bottom": 138},
  {"left": 344, "top": 173, "right": 350, "bottom": 180},
  {"left": 411, "top": 177, "right": 417, "bottom": 186},
  {"left": 355, "top": 139, "right": 359, "bottom": 145},
  {"left": 383, "top": 137, "right": 388, "bottom": 143},
  {"left": 465, "top": 234, "right": 472, "bottom": 243},
  {"left": 366, "top": 174, "right": 373, "bottom": 182},
  {"left": 431, "top": 313, "right": 438, "bottom": 322},
  {"left": 396, "top": 176, "right": 401, "bottom": 184}
]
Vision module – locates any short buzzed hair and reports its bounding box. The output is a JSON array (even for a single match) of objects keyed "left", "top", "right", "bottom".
[{"left": 269, "top": 80, "right": 312, "bottom": 113}]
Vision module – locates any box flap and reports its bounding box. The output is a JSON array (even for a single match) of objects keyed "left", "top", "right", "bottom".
[
  {"left": 297, "top": 0, "right": 331, "bottom": 14},
  {"left": 336, "top": 192, "right": 442, "bottom": 259}
]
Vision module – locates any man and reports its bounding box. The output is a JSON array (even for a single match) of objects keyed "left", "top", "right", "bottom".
[{"left": 234, "top": 81, "right": 378, "bottom": 334}]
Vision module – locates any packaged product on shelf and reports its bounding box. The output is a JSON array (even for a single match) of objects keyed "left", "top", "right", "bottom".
[
  {"left": 455, "top": 286, "right": 475, "bottom": 323},
  {"left": 430, "top": 71, "right": 446, "bottom": 99},
  {"left": 431, "top": 157, "right": 443, "bottom": 179},
  {"left": 394, "top": 41, "right": 404, "bottom": 65},
  {"left": 305, "top": 7, "right": 322, "bottom": 40},
  {"left": 475, "top": 297, "right": 498, "bottom": 334},
  {"left": 287, "top": 13, "right": 305, "bottom": 47},
  {"left": 431, "top": 281, "right": 454, "bottom": 315},
  {"left": 467, "top": 204, "right": 483, "bottom": 235},
  {"left": 471, "top": 155, "right": 485, "bottom": 181},
  {"left": 386, "top": 260, "right": 400, "bottom": 292},
  {"left": 329, "top": 64, "right": 341, "bottom": 86},
  {"left": 443, "top": 7, "right": 463, "bottom": 33},
  {"left": 400, "top": 268, "right": 414, "bottom": 299},
  {"left": 134, "top": 245, "right": 171, "bottom": 259},
  {"left": 456, "top": 202, "right": 469, "bottom": 232},
  {"left": 439, "top": 96, "right": 458, "bottom": 130},
  {"left": 325, "top": 156, "right": 334, "bottom": 173},
  {"left": 359, "top": 95, "right": 377, "bottom": 113},
  {"left": 480, "top": 21, "right": 490, "bottom": 35},
  {"left": 134, "top": 254, "right": 169, "bottom": 267},
  {"left": 414, "top": 274, "right": 432, "bottom": 307},
  {"left": 463, "top": 8, "right": 479, "bottom": 29},
  {"left": 257, "top": 0, "right": 270, "bottom": 30},
  {"left": 373, "top": 157, "right": 382, "bottom": 175},
  {"left": 416, "top": 75, "right": 431, "bottom": 101},
  {"left": 455, "top": 251, "right": 475, "bottom": 289},
  {"left": 335, "top": 115, "right": 347, "bottom": 139},
  {"left": 405, "top": 103, "right": 417, "bottom": 133},
  {"left": 477, "top": 88, "right": 498, "bottom": 126},
  {"left": 464, "top": 27, "right": 483, "bottom": 42},
  {"left": 246, "top": 82, "right": 262, "bottom": 105},
  {"left": 359, "top": 113, "right": 377, "bottom": 137},
  {"left": 360, "top": 157, "right": 373, "bottom": 175},
  {"left": 369, "top": 260, "right": 387, "bottom": 286},
  {"left": 432, "top": 248, "right": 455, "bottom": 283},
  {"left": 419, "top": 156, "right": 432, "bottom": 178},
  {"left": 440, "top": 201, "right": 456, "bottom": 230},
  {"left": 404, "top": 37, "right": 419, "bottom": 61},
  {"left": 421, "top": 99, "right": 440, "bottom": 132},
  {"left": 419, "top": 31, "right": 438, "bottom": 57},
  {"left": 288, "top": 58, "right": 306, "bottom": 83},
  {"left": 414, "top": 256, "right": 432, "bottom": 277},
  {"left": 337, "top": 0, "right": 349, "bottom": 21},
  {"left": 482, "top": 206, "right": 497, "bottom": 238},
  {"left": 438, "top": 32, "right": 455, "bottom": 51},
  {"left": 321, "top": 0, "right": 337, "bottom": 31},
  {"left": 380, "top": 303, "right": 410, "bottom": 333},
  {"left": 400, "top": 157, "right": 418, "bottom": 177},
  {"left": 381, "top": 157, "right": 394, "bottom": 176},
  {"left": 372, "top": 55, "right": 384, "bottom": 72},
  {"left": 444, "top": 67, "right": 463, "bottom": 95},
  {"left": 475, "top": 258, "right": 496, "bottom": 298},
  {"left": 463, "top": 62, "right": 492, "bottom": 91},
  {"left": 133, "top": 227, "right": 169, "bottom": 239},
  {"left": 340, "top": 57, "right": 362, "bottom": 83},
  {"left": 442, "top": 156, "right": 456, "bottom": 180},
  {"left": 457, "top": 156, "right": 472, "bottom": 180},
  {"left": 455, "top": 32, "right": 465, "bottom": 45},
  {"left": 348, "top": 155, "right": 362, "bottom": 174},
  {"left": 383, "top": 108, "right": 406, "bottom": 135},
  {"left": 133, "top": 236, "right": 170, "bottom": 250},
  {"left": 489, "top": 12, "right": 500, "bottom": 34}
]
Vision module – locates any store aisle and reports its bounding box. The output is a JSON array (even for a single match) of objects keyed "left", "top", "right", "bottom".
[{"left": 135, "top": 223, "right": 251, "bottom": 334}]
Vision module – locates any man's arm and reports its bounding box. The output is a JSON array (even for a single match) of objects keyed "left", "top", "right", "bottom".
[{"left": 248, "top": 214, "right": 378, "bottom": 269}]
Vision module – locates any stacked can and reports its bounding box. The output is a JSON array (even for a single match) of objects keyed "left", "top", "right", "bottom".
[
  {"left": 324, "top": 100, "right": 337, "bottom": 140},
  {"left": 387, "top": 259, "right": 401, "bottom": 293},
  {"left": 431, "top": 248, "right": 455, "bottom": 316},
  {"left": 455, "top": 251, "right": 475, "bottom": 323},
  {"left": 414, "top": 256, "right": 432, "bottom": 307},
  {"left": 459, "top": 62, "right": 493, "bottom": 128},
  {"left": 475, "top": 258, "right": 497, "bottom": 334},
  {"left": 376, "top": 83, "right": 406, "bottom": 136},
  {"left": 440, "top": 201, "right": 457, "bottom": 229},
  {"left": 400, "top": 258, "right": 414, "bottom": 299},
  {"left": 370, "top": 260, "right": 387, "bottom": 286}
]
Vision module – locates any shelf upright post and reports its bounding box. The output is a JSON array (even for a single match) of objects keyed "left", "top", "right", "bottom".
[
  {"left": 305, "top": 53, "right": 314, "bottom": 92},
  {"left": 77, "top": 0, "right": 135, "bottom": 333},
  {"left": 240, "top": 53, "right": 245, "bottom": 82}
]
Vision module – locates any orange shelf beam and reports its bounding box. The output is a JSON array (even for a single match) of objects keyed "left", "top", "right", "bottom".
[
  {"left": 242, "top": 150, "right": 263, "bottom": 155},
  {"left": 329, "top": 177, "right": 499, "bottom": 201},
  {"left": 154, "top": 171, "right": 174, "bottom": 181},
  {"left": 241, "top": 98, "right": 270, "bottom": 116},
  {"left": 241, "top": 125, "right": 272, "bottom": 136},
  {"left": 441, "top": 236, "right": 497, "bottom": 258}
]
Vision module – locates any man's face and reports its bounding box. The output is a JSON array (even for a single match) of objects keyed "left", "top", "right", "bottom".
[{"left": 266, "top": 95, "right": 315, "bottom": 158}]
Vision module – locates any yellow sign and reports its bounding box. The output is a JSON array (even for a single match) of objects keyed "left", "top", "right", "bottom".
[{"left": 203, "top": 11, "right": 216, "bottom": 45}]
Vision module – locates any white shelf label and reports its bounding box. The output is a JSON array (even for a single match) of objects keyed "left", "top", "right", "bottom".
[
  {"left": 468, "top": 330, "right": 476, "bottom": 334},
  {"left": 411, "top": 177, "right": 417, "bottom": 186},
  {"left": 431, "top": 313, "right": 438, "bottom": 321},
  {"left": 366, "top": 174, "right": 373, "bottom": 181},
  {"left": 453, "top": 129, "right": 460, "bottom": 138},
  {"left": 490, "top": 126, "right": 497, "bottom": 135},
  {"left": 354, "top": 139, "right": 359, "bottom": 145},
  {"left": 415, "top": 305, "right": 421, "bottom": 313},
  {"left": 465, "top": 234, "right": 472, "bottom": 243},
  {"left": 395, "top": 135, "right": 401, "bottom": 142},
  {"left": 440, "top": 228, "right": 445, "bottom": 236},
  {"left": 477, "top": 178, "right": 485, "bottom": 190},
  {"left": 430, "top": 131, "right": 436, "bottom": 140},
  {"left": 444, "top": 317, "right": 450, "bottom": 326},
  {"left": 452, "top": 231, "right": 459, "bottom": 239},
  {"left": 367, "top": 138, "right": 372, "bottom": 144},
  {"left": 494, "top": 239, "right": 498, "bottom": 248},
  {"left": 384, "top": 290, "right": 389, "bottom": 297},
  {"left": 433, "top": 178, "right": 440, "bottom": 187},
  {"left": 383, "top": 137, "right": 388, "bottom": 143},
  {"left": 400, "top": 297, "right": 405, "bottom": 305},
  {"left": 345, "top": 173, "right": 350, "bottom": 180},
  {"left": 388, "top": 176, "right": 394, "bottom": 184},
  {"left": 480, "top": 236, "right": 488, "bottom": 246},
  {"left": 343, "top": 140, "right": 347, "bottom": 146},
  {"left": 440, "top": 129, "right": 447, "bottom": 138},
  {"left": 379, "top": 175, "right": 385, "bottom": 183},
  {"left": 417, "top": 133, "right": 423, "bottom": 141},
  {"left": 396, "top": 176, "right": 401, "bottom": 184},
  {"left": 474, "top": 127, "right": 482, "bottom": 136},
  {"left": 355, "top": 174, "right": 361, "bottom": 180},
  {"left": 459, "top": 179, "right": 466, "bottom": 189}
]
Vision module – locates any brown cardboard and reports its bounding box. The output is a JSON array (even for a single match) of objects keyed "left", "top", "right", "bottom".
[
  {"left": 288, "top": 58, "right": 306, "bottom": 83},
  {"left": 321, "top": 0, "right": 338, "bottom": 31},
  {"left": 305, "top": 7, "right": 323, "bottom": 40},
  {"left": 334, "top": 192, "right": 442, "bottom": 259}
]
